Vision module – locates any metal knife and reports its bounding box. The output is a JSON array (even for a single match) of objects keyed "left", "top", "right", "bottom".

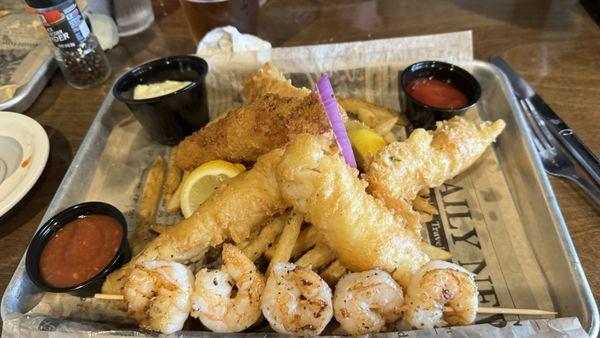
[{"left": 491, "top": 55, "right": 600, "bottom": 187}]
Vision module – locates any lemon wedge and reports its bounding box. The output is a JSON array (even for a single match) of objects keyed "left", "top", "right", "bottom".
[
  {"left": 348, "top": 129, "right": 388, "bottom": 170},
  {"left": 180, "top": 160, "right": 245, "bottom": 218}
]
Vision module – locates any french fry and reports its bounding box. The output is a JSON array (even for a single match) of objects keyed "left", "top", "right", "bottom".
[
  {"left": 163, "top": 146, "right": 183, "bottom": 202},
  {"left": 420, "top": 242, "right": 452, "bottom": 261},
  {"left": 166, "top": 171, "right": 189, "bottom": 212},
  {"left": 320, "top": 260, "right": 347, "bottom": 286},
  {"left": 372, "top": 114, "right": 398, "bottom": 135},
  {"left": 291, "top": 225, "right": 318, "bottom": 258},
  {"left": 264, "top": 224, "right": 317, "bottom": 260},
  {"left": 413, "top": 196, "right": 438, "bottom": 215},
  {"left": 338, "top": 97, "right": 408, "bottom": 127},
  {"left": 150, "top": 223, "right": 172, "bottom": 235},
  {"left": 418, "top": 188, "right": 430, "bottom": 197},
  {"left": 132, "top": 156, "right": 165, "bottom": 255},
  {"left": 263, "top": 236, "right": 277, "bottom": 260},
  {"left": 266, "top": 211, "right": 303, "bottom": 277},
  {"left": 356, "top": 107, "right": 380, "bottom": 127},
  {"left": 418, "top": 212, "right": 434, "bottom": 223},
  {"left": 295, "top": 244, "right": 335, "bottom": 270},
  {"left": 344, "top": 119, "right": 371, "bottom": 132},
  {"left": 239, "top": 215, "right": 286, "bottom": 261}
]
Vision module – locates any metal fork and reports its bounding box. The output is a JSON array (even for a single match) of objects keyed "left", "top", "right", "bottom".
[{"left": 519, "top": 99, "right": 600, "bottom": 206}]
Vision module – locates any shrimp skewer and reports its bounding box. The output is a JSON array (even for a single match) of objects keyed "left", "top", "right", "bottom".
[
  {"left": 261, "top": 262, "right": 334, "bottom": 335},
  {"left": 191, "top": 244, "right": 265, "bottom": 332},
  {"left": 403, "top": 260, "right": 478, "bottom": 329},
  {"left": 123, "top": 261, "right": 194, "bottom": 334},
  {"left": 333, "top": 270, "right": 404, "bottom": 335}
]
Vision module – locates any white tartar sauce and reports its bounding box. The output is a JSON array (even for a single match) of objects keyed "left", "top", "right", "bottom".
[{"left": 133, "top": 80, "right": 192, "bottom": 100}]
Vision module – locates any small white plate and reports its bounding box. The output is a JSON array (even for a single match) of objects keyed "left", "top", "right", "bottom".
[{"left": 0, "top": 112, "right": 49, "bottom": 218}]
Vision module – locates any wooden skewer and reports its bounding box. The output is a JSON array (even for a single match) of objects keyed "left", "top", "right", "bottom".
[
  {"left": 467, "top": 307, "right": 557, "bottom": 316},
  {"left": 94, "top": 294, "right": 556, "bottom": 316},
  {"left": 95, "top": 293, "right": 125, "bottom": 301}
]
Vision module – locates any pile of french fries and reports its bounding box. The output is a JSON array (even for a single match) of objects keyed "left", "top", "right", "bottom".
[
  {"left": 339, "top": 97, "right": 408, "bottom": 143},
  {"left": 130, "top": 97, "right": 448, "bottom": 285},
  {"left": 238, "top": 211, "right": 342, "bottom": 284}
]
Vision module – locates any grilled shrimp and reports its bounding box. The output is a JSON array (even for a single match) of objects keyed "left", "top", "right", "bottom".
[
  {"left": 123, "top": 260, "right": 194, "bottom": 334},
  {"left": 191, "top": 244, "right": 265, "bottom": 332},
  {"left": 403, "top": 260, "right": 478, "bottom": 329},
  {"left": 333, "top": 270, "right": 404, "bottom": 334},
  {"left": 261, "top": 262, "right": 334, "bottom": 335}
]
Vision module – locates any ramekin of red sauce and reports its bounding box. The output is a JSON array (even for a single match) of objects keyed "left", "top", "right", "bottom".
[
  {"left": 26, "top": 202, "right": 131, "bottom": 296},
  {"left": 400, "top": 61, "right": 481, "bottom": 129}
]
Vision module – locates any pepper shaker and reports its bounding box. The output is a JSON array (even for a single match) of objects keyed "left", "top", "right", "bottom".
[{"left": 25, "top": 0, "right": 111, "bottom": 89}]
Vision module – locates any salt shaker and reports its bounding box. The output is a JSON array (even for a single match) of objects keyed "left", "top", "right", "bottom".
[{"left": 25, "top": 0, "right": 111, "bottom": 89}]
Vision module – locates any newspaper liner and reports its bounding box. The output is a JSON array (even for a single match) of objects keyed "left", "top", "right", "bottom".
[
  {"left": 0, "top": 11, "right": 52, "bottom": 104},
  {"left": 1, "top": 30, "right": 588, "bottom": 337}
]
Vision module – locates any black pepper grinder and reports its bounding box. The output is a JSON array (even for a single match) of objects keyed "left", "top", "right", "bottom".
[{"left": 25, "top": 0, "right": 111, "bottom": 89}]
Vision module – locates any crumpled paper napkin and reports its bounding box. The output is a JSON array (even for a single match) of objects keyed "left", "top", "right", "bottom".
[{"left": 195, "top": 25, "right": 272, "bottom": 74}]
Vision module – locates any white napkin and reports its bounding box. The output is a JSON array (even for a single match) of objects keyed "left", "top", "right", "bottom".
[{"left": 195, "top": 25, "right": 272, "bottom": 73}]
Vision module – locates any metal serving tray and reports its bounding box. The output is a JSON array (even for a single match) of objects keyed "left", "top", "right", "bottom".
[{"left": 1, "top": 60, "right": 597, "bottom": 337}]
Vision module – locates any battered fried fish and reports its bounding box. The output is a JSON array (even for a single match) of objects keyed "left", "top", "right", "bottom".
[
  {"left": 242, "top": 62, "right": 311, "bottom": 102},
  {"left": 365, "top": 116, "right": 506, "bottom": 216},
  {"left": 275, "top": 134, "right": 429, "bottom": 287},
  {"left": 175, "top": 93, "right": 343, "bottom": 170},
  {"left": 102, "top": 148, "right": 287, "bottom": 295}
]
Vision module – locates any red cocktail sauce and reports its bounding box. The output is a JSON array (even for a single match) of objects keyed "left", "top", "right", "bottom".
[
  {"left": 406, "top": 78, "right": 469, "bottom": 109},
  {"left": 39, "top": 215, "right": 122, "bottom": 288}
]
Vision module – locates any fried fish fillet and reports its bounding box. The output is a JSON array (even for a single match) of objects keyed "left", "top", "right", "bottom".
[
  {"left": 275, "top": 134, "right": 429, "bottom": 287},
  {"left": 242, "top": 62, "right": 311, "bottom": 102},
  {"left": 175, "top": 93, "right": 343, "bottom": 170},
  {"left": 365, "top": 116, "right": 506, "bottom": 216},
  {"left": 102, "top": 148, "right": 287, "bottom": 295}
]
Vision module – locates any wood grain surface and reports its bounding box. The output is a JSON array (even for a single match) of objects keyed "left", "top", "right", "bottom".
[{"left": 0, "top": 0, "right": 598, "bottom": 326}]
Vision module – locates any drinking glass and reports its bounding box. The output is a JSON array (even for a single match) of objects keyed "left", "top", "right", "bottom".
[
  {"left": 179, "top": 0, "right": 258, "bottom": 42},
  {"left": 114, "top": 0, "right": 155, "bottom": 36}
]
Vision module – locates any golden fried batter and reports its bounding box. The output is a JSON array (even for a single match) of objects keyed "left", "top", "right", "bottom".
[
  {"left": 275, "top": 134, "right": 429, "bottom": 287},
  {"left": 102, "top": 148, "right": 288, "bottom": 295},
  {"left": 365, "top": 116, "right": 505, "bottom": 216},
  {"left": 242, "top": 62, "right": 311, "bottom": 102},
  {"left": 175, "top": 93, "right": 342, "bottom": 170}
]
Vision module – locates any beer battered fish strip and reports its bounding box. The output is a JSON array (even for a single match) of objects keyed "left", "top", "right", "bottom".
[
  {"left": 242, "top": 62, "right": 311, "bottom": 102},
  {"left": 275, "top": 134, "right": 429, "bottom": 287},
  {"left": 175, "top": 93, "right": 345, "bottom": 170},
  {"left": 365, "top": 116, "right": 505, "bottom": 216},
  {"left": 102, "top": 148, "right": 287, "bottom": 295}
]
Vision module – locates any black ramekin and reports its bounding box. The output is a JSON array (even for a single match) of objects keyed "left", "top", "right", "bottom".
[
  {"left": 400, "top": 60, "right": 481, "bottom": 129},
  {"left": 25, "top": 201, "right": 131, "bottom": 297},
  {"left": 113, "top": 55, "right": 210, "bottom": 146}
]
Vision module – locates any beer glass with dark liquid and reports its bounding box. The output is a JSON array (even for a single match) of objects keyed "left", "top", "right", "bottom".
[{"left": 180, "top": 0, "right": 259, "bottom": 42}]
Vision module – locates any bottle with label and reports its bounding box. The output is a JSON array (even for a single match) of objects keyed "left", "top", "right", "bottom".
[{"left": 25, "top": 0, "right": 111, "bottom": 89}]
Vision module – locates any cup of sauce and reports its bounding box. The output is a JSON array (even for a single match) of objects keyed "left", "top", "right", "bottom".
[
  {"left": 113, "top": 55, "right": 210, "bottom": 146},
  {"left": 400, "top": 61, "right": 481, "bottom": 129},
  {"left": 26, "top": 202, "right": 131, "bottom": 296}
]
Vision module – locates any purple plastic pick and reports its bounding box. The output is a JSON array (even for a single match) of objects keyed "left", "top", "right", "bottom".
[{"left": 316, "top": 74, "right": 357, "bottom": 168}]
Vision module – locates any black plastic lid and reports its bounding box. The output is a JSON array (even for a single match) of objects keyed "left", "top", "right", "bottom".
[{"left": 24, "top": 0, "right": 70, "bottom": 9}]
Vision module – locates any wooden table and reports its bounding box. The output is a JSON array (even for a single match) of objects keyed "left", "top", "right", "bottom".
[{"left": 1, "top": 0, "right": 598, "bottom": 325}]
